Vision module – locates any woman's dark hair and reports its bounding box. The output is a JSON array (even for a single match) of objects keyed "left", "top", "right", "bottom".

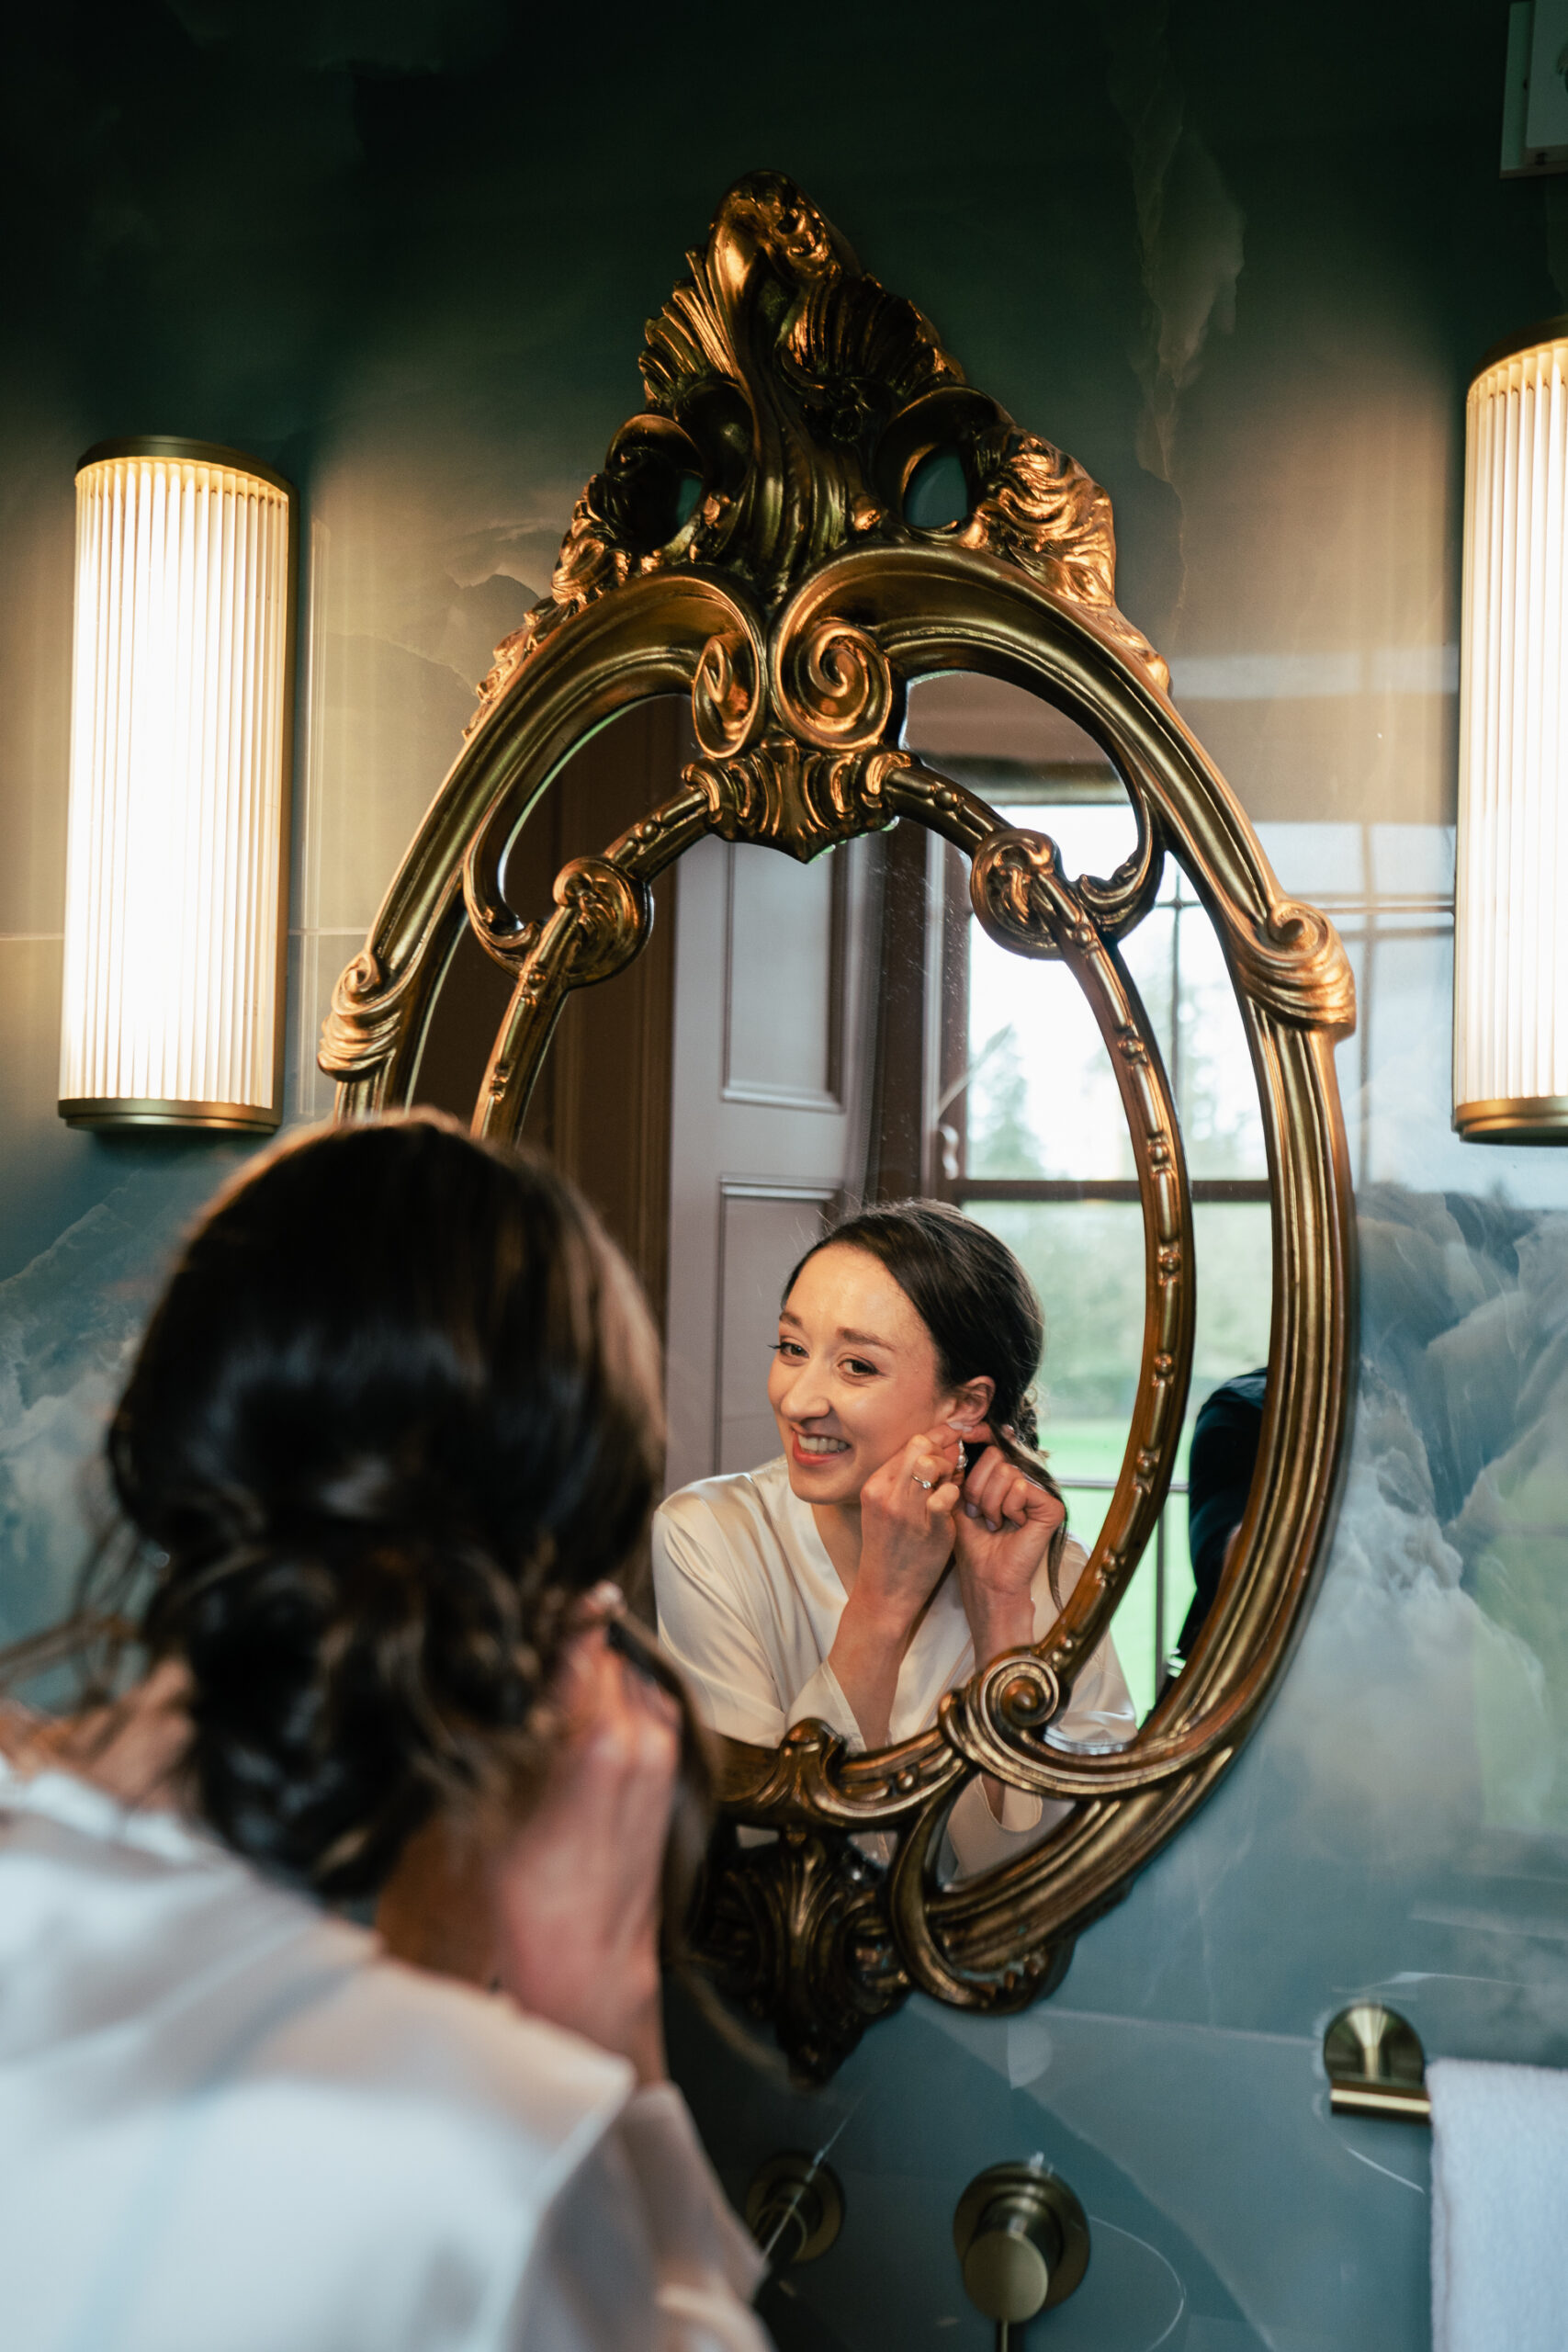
[
  {"left": 88, "top": 1114, "right": 672, "bottom": 1901},
  {"left": 784, "top": 1199, "right": 1045, "bottom": 1446}
]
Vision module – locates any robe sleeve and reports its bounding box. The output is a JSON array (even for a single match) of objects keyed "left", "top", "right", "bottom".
[
  {"left": 784, "top": 1661, "right": 863, "bottom": 1751},
  {"left": 652, "top": 1503, "right": 789, "bottom": 1746},
  {"left": 944, "top": 1777, "right": 1066, "bottom": 1878},
  {"left": 654, "top": 1500, "right": 863, "bottom": 1754},
  {"left": 1043, "top": 1540, "right": 1138, "bottom": 1752},
  {"left": 509, "top": 2084, "right": 770, "bottom": 2352}
]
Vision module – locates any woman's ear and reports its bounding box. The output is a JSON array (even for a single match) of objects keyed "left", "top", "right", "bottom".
[{"left": 946, "top": 1375, "right": 995, "bottom": 1430}]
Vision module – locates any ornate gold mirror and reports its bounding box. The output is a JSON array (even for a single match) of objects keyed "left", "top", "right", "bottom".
[{"left": 322, "top": 174, "right": 1356, "bottom": 2080}]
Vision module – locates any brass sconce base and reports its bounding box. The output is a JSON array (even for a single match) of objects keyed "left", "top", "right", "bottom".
[
  {"left": 58, "top": 1096, "right": 281, "bottom": 1135},
  {"left": 1454, "top": 1093, "right": 1568, "bottom": 1144}
]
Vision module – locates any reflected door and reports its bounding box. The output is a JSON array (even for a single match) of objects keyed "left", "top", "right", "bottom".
[{"left": 664, "top": 835, "right": 874, "bottom": 1492}]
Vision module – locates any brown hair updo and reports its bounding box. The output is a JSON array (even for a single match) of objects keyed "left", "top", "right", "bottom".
[{"left": 102, "top": 1114, "right": 666, "bottom": 1901}]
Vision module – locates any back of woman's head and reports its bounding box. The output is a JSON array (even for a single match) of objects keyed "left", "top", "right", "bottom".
[
  {"left": 786, "top": 1200, "right": 1043, "bottom": 1446},
  {"left": 107, "top": 1114, "right": 663, "bottom": 1900}
]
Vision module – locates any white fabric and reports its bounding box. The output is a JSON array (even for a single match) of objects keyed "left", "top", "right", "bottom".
[
  {"left": 1429, "top": 2055, "right": 1568, "bottom": 2352},
  {"left": 653, "top": 1455, "right": 1135, "bottom": 1877},
  {"left": 0, "top": 1758, "right": 768, "bottom": 2352}
]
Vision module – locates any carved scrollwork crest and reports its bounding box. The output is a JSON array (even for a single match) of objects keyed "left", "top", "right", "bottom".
[{"left": 468, "top": 168, "right": 1165, "bottom": 740}]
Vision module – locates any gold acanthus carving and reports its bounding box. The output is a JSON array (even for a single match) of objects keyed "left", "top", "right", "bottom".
[
  {"left": 686, "top": 739, "right": 912, "bottom": 861},
  {"left": 691, "top": 627, "right": 763, "bottom": 757},
  {"left": 467, "top": 171, "right": 1165, "bottom": 740},
  {"left": 958, "top": 420, "right": 1141, "bottom": 619},
  {"left": 320, "top": 946, "right": 415, "bottom": 1082},
  {"left": 542, "top": 859, "right": 651, "bottom": 989},
  {"left": 1224, "top": 892, "right": 1358, "bottom": 1032},
  {"left": 693, "top": 1819, "right": 909, "bottom": 2084}
]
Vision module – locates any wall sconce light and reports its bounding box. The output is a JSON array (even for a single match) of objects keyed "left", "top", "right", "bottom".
[
  {"left": 1455, "top": 321, "right": 1568, "bottom": 1143},
  {"left": 58, "top": 437, "right": 297, "bottom": 1133}
]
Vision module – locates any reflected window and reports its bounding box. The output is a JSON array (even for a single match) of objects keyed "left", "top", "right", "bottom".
[{"left": 905, "top": 679, "right": 1273, "bottom": 1715}]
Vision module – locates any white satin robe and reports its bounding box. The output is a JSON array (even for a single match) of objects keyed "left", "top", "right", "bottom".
[
  {"left": 0, "top": 1758, "right": 768, "bottom": 2352},
  {"left": 653, "top": 1455, "right": 1136, "bottom": 1879}
]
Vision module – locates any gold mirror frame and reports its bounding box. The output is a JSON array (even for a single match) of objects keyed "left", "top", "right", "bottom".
[{"left": 321, "top": 174, "right": 1356, "bottom": 2081}]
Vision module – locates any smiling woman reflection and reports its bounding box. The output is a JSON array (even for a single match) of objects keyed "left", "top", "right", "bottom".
[{"left": 654, "top": 1203, "right": 1134, "bottom": 1876}]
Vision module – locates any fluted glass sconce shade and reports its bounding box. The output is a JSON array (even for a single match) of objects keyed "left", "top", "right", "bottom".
[
  {"left": 59, "top": 437, "right": 297, "bottom": 1133},
  {"left": 1455, "top": 322, "right": 1568, "bottom": 1143}
]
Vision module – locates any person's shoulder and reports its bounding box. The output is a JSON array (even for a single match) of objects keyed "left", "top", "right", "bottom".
[
  {"left": 1197, "top": 1368, "right": 1268, "bottom": 1424},
  {"left": 652, "top": 1460, "right": 812, "bottom": 1614},
  {"left": 299, "top": 1950, "right": 635, "bottom": 2177},
  {"left": 1, "top": 1784, "right": 634, "bottom": 2192},
  {"left": 655, "top": 1459, "right": 787, "bottom": 1536}
]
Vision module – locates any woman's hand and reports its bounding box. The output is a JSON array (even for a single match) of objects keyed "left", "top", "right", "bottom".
[
  {"left": 855, "top": 1421, "right": 966, "bottom": 1621},
  {"left": 953, "top": 1426, "right": 1065, "bottom": 1668},
  {"left": 487, "top": 1596, "right": 680, "bottom": 2086},
  {"left": 826, "top": 1423, "right": 964, "bottom": 1747},
  {"left": 376, "top": 1595, "right": 679, "bottom": 2084},
  {"left": 949, "top": 1430, "right": 1066, "bottom": 1829}
]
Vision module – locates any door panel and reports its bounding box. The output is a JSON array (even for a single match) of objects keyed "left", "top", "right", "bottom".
[
  {"left": 724, "top": 846, "right": 845, "bottom": 1107},
  {"left": 665, "top": 832, "right": 873, "bottom": 1493},
  {"left": 715, "top": 1185, "right": 836, "bottom": 1475}
]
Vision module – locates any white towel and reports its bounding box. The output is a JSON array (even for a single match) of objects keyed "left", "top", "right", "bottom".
[{"left": 1429, "top": 2055, "right": 1568, "bottom": 2352}]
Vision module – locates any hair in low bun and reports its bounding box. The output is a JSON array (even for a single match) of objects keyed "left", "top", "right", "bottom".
[{"left": 103, "top": 1114, "right": 666, "bottom": 1900}]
